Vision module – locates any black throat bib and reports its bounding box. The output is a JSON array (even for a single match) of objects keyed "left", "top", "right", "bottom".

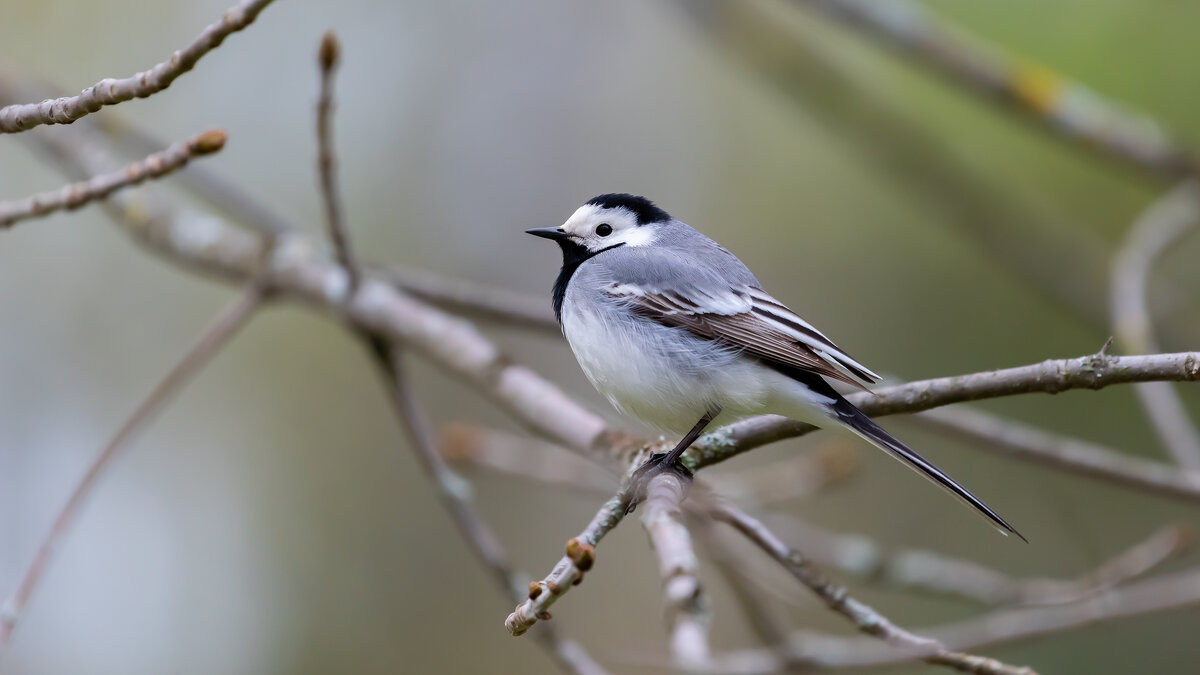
[{"left": 552, "top": 239, "right": 625, "bottom": 324}]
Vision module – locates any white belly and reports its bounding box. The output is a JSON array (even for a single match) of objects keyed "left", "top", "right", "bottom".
[{"left": 562, "top": 302, "right": 784, "bottom": 433}]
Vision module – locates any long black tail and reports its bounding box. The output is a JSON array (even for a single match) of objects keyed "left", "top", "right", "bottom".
[{"left": 830, "top": 396, "right": 1026, "bottom": 542}]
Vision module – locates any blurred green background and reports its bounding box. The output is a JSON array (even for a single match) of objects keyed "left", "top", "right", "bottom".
[{"left": 2, "top": 1, "right": 1199, "bottom": 673}]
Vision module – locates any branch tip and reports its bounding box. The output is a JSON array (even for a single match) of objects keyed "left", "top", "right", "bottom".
[
  {"left": 192, "top": 129, "right": 227, "bottom": 154},
  {"left": 319, "top": 31, "right": 341, "bottom": 70}
]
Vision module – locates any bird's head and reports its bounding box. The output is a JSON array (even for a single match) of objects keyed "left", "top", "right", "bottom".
[{"left": 526, "top": 193, "right": 671, "bottom": 256}]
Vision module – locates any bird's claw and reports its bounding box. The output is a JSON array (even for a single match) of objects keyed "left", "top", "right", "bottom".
[{"left": 619, "top": 452, "right": 694, "bottom": 515}]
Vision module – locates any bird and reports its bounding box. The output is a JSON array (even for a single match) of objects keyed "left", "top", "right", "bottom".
[{"left": 526, "top": 193, "right": 1023, "bottom": 540}]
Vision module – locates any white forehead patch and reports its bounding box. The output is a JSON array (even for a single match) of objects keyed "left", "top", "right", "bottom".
[{"left": 561, "top": 204, "right": 601, "bottom": 234}]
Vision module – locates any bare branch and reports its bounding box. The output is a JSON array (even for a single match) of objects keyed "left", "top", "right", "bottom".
[
  {"left": 677, "top": 0, "right": 1129, "bottom": 338},
  {"left": 0, "top": 130, "right": 226, "bottom": 229},
  {"left": 0, "top": 282, "right": 265, "bottom": 646},
  {"left": 97, "top": 115, "right": 296, "bottom": 236},
  {"left": 911, "top": 406, "right": 1200, "bottom": 506},
  {"left": 763, "top": 515, "right": 1193, "bottom": 607},
  {"left": 506, "top": 493, "right": 631, "bottom": 637},
  {"left": 794, "top": 0, "right": 1198, "bottom": 179},
  {"left": 25, "top": 121, "right": 618, "bottom": 462},
  {"left": 711, "top": 504, "right": 1036, "bottom": 675},
  {"left": 440, "top": 424, "right": 619, "bottom": 495},
  {"left": 20, "top": 107, "right": 1200, "bottom": 671},
  {"left": 693, "top": 521, "right": 792, "bottom": 651},
  {"left": 1112, "top": 180, "right": 1200, "bottom": 469},
  {"left": 640, "top": 474, "right": 711, "bottom": 670},
  {"left": 442, "top": 428, "right": 1192, "bottom": 610},
  {"left": 370, "top": 349, "right": 609, "bottom": 675},
  {"left": 715, "top": 565, "right": 1200, "bottom": 673},
  {"left": 382, "top": 265, "right": 559, "bottom": 333},
  {"left": 442, "top": 424, "right": 859, "bottom": 507},
  {"left": 315, "top": 31, "right": 362, "bottom": 294},
  {"left": 711, "top": 440, "right": 859, "bottom": 506},
  {"left": 691, "top": 351, "right": 1200, "bottom": 470},
  {"left": 0, "top": 0, "right": 276, "bottom": 133}
]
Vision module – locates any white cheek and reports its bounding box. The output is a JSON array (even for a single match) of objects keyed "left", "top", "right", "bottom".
[{"left": 616, "top": 227, "right": 656, "bottom": 247}]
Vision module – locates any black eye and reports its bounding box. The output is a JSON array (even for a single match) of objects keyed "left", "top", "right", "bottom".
[{"left": 596, "top": 223, "right": 613, "bottom": 237}]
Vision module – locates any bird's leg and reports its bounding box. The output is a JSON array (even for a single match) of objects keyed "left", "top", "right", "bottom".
[{"left": 620, "top": 410, "right": 717, "bottom": 514}]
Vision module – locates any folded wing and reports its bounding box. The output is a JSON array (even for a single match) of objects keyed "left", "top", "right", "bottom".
[{"left": 607, "top": 282, "right": 879, "bottom": 390}]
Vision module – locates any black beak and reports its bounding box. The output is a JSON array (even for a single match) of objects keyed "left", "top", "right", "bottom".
[{"left": 525, "top": 227, "right": 571, "bottom": 241}]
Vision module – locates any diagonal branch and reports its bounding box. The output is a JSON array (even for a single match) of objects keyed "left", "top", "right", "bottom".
[
  {"left": 0, "top": 281, "right": 266, "bottom": 646},
  {"left": 761, "top": 515, "right": 1193, "bottom": 607},
  {"left": 792, "top": 0, "right": 1198, "bottom": 179},
  {"left": 715, "top": 564, "right": 1200, "bottom": 673},
  {"left": 1112, "top": 180, "right": 1200, "bottom": 469},
  {"left": 0, "top": 130, "right": 226, "bottom": 229},
  {"left": 97, "top": 115, "right": 296, "bottom": 236},
  {"left": 506, "top": 493, "right": 632, "bottom": 637},
  {"left": 0, "top": 0, "right": 277, "bottom": 133},
  {"left": 370, "top": 346, "right": 609, "bottom": 675},
  {"left": 712, "top": 504, "right": 1035, "bottom": 675}
]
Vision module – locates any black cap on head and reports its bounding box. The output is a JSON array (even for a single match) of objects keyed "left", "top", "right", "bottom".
[{"left": 586, "top": 193, "right": 671, "bottom": 225}]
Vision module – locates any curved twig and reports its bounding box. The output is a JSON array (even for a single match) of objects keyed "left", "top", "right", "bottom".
[
  {"left": 0, "top": 130, "right": 226, "bottom": 228},
  {"left": 1112, "top": 180, "right": 1200, "bottom": 469},
  {"left": 0, "top": 0, "right": 276, "bottom": 133},
  {"left": 711, "top": 504, "right": 1035, "bottom": 675},
  {"left": 713, "top": 564, "right": 1200, "bottom": 673}
]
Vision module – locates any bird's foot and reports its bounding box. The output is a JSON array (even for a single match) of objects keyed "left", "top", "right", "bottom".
[{"left": 619, "top": 452, "right": 693, "bottom": 515}]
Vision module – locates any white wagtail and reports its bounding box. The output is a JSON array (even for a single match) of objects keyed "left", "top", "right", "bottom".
[{"left": 527, "top": 194, "right": 1022, "bottom": 540}]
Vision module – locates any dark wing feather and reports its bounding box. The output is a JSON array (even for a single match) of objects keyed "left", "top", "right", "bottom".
[{"left": 608, "top": 283, "right": 877, "bottom": 391}]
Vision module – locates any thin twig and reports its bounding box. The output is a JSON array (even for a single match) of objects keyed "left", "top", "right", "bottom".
[
  {"left": 28, "top": 113, "right": 1200, "bottom": 484},
  {"left": 762, "top": 515, "right": 1193, "bottom": 607},
  {"left": 711, "top": 504, "right": 1036, "bottom": 675},
  {"left": 382, "top": 265, "right": 559, "bottom": 333},
  {"left": 676, "top": 0, "right": 1125, "bottom": 336},
  {"left": 640, "top": 473, "right": 711, "bottom": 671},
  {"left": 0, "top": 130, "right": 226, "bottom": 228},
  {"left": 441, "top": 424, "right": 859, "bottom": 506},
  {"left": 713, "top": 565, "right": 1200, "bottom": 673},
  {"left": 315, "top": 31, "right": 362, "bottom": 294},
  {"left": 910, "top": 405, "right": 1200, "bottom": 506},
  {"left": 793, "top": 0, "right": 1198, "bottom": 179},
  {"left": 98, "top": 115, "right": 295, "bottom": 236},
  {"left": 370, "top": 347, "right": 608, "bottom": 675},
  {"left": 25, "top": 120, "right": 617, "bottom": 459},
  {"left": 20, "top": 107, "right": 1200, "bottom": 668},
  {"left": 710, "top": 439, "right": 860, "bottom": 506},
  {"left": 442, "top": 430, "right": 1192, "bottom": 609},
  {"left": 440, "top": 424, "right": 619, "bottom": 495},
  {"left": 0, "top": 282, "right": 265, "bottom": 646},
  {"left": 693, "top": 521, "right": 792, "bottom": 651},
  {"left": 505, "top": 493, "right": 631, "bottom": 636},
  {"left": 691, "top": 350, "right": 1200, "bottom": 470},
  {"left": 1112, "top": 180, "right": 1200, "bottom": 469},
  {"left": 0, "top": 0, "right": 276, "bottom": 133}
]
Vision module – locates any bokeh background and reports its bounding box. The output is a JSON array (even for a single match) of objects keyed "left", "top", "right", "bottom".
[{"left": 2, "top": 1, "right": 1200, "bottom": 673}]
